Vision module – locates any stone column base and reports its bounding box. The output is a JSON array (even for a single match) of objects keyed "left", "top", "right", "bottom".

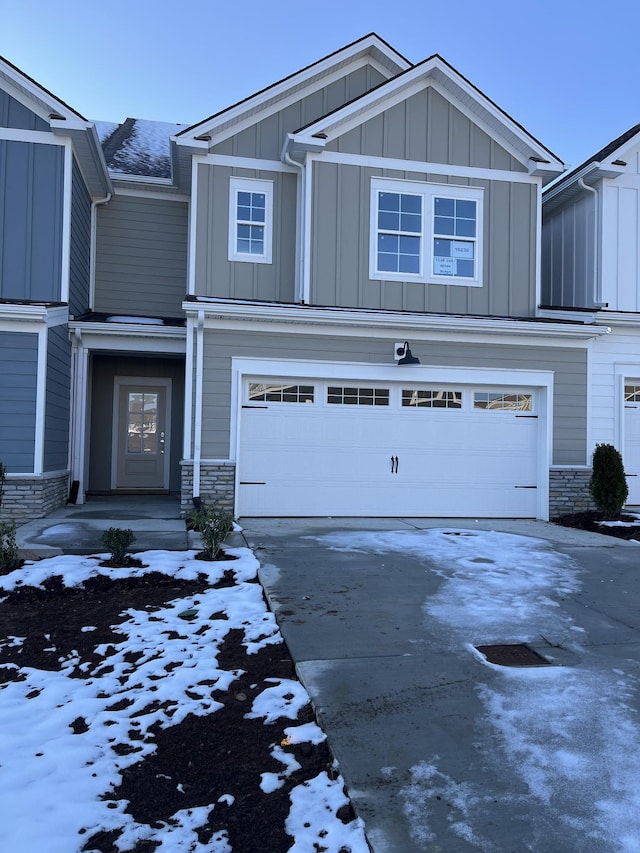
[
  {"left": 181, "top": 461, "right": 236, "bottom": 517},
  {"left": 0, "top": 472, "right": 70, "bottom": 522},
  {"left": 549, "top": 468, "right": 595, "bottom": 517}
]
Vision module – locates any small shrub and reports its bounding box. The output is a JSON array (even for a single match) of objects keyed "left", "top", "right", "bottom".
[
  {"left": 590, "top": 443, "right": 629, "bottom": 519},
  {"left": 0, "top": 461, "right": 6, "bottom": 507},
  {"left": 0, "top": 521, "right": 21, "bottom": 575},
  {"left": 199, "top": 505, "right": 234, "bottom": 560},
  {"left": 186, "top": 505, "right": 207, "bottom": 532},
  {"left": 101, "top": 527, "right": 136, "bottom": 565}
]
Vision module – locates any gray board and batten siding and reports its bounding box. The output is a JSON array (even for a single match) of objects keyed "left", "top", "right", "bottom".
[
  {"left": 69, "top": 157, "right": 92, "bottom": 318},
  {"left": 196, "top": 329, "right": 587, "bottom": 466},
  {"left": 87, "top": 355, "right": 185, "bottom": 493},
  {"left": 195, "top": 165, "right": 297, "bottom": 302},
  {"left": 0, "top": 331, "right": 37, "bottom": 472},
  {"left": 0, "top": 139, "right": 64, "bottom": 301},
  {"left": 210, "top": 65, "right": 389, "bottom": 162},
  {"left": 44, "top": 323, "right": 71, "bottom": 472},
  {"left": 94, "top": 195, "right": 188, "bottom": 318},
  {"left": 542, "top": 193, "right": 595, "bottom": 309},
  {"left": 312, "top": 162, "right": 536, "bottom": 316}
]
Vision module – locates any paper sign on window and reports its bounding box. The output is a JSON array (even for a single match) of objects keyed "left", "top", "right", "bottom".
[
  {"left": 433, "top": 257, "right": 455, "bottom": 275},
  {"left": 452, "top": 242, "right": 473, "bottom": 259}
]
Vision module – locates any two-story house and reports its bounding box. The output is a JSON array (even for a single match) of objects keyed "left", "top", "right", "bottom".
[
  {"left": 542, "top": 125, "right": 640, "bottom": 505},
  {"left": 2, "top": 34, "right": 606, "bottom": 522}
]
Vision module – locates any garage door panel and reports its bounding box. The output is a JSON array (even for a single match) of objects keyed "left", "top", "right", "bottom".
[{"left": 238, "top": 379, "right": 540, "bottom": 517}]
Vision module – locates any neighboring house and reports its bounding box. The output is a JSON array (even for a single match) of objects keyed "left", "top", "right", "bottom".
[
  {"left": 542, "top": 125, "right": 640, "bottom": 505},
  {"left": 1, "top": 34, "right": 608, "bottom": 522}
]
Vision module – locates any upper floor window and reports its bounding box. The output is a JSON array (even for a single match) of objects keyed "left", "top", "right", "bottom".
[
  {"left": 228, "top": 177, "right": 273, "bottom": 264},
  {"left": 370, "top": 178, "right": 483, "bottom": 287}
]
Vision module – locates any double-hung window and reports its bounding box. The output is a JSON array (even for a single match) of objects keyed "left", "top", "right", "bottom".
[
  {"left": 228, "top": 177, "right": 273, "bottom": 264},
  {"left": 370, "top": 178, "right": 483, "bottom": 287}
]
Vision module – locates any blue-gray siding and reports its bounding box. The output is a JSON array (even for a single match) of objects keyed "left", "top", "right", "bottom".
[
  {"left": 94, "top": 195, "right": 188, "bottom": 317},
  {"left": 69, "top": 157, "right": 91, "bottom": 317},
  {"left": 542, "top": 194, "right": 595, "bottom": 309},
  {"left": 44, "top": 324, "right": 70, "bottom": 472},
  {"left": 0, "top": 331, "right": 37, "bottom": 471},
  {"left": 0, "top": 90, "right": 49, "bottom": 131},
  {"left": 0, "top": 139, "right": 64, "bottom": 301}
]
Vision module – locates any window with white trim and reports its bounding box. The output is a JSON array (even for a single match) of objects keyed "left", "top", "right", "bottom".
[
  {"left": 370, "top": 178, "right": 483, "bottom": 286},
  {"left": 228, "top": 177, "right": 273, "bottom": 263}
]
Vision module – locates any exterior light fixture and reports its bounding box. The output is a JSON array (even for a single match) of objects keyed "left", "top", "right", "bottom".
[{"left": 397, "top": 341, "right": 420, "bottom": 365}]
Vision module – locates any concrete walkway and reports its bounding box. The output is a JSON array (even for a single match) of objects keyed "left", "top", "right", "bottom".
[
  {"left": 15, "top": 495, "right": 191, "bottom": 558},
  {"left": 240, "top": 517, "right": 640, "bottom": 853}
]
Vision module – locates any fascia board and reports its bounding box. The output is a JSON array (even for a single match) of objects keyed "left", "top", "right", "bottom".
[
  {"left": 292, "top": 58, "right": 563, "bottom": 173},
  {"left": 0, "top": 303, "right": 66, "bottom": 322},
  {"left": 183, "top": 299, "right": 608, "bottom": 340},
  {"left": 0, "top": 61, "right": 87, "bottom": 124},
  {"left": 69, "top": 320, "right": 187, "bottom": 341},
  {"left": 542, "top": 162, "right": 623, "bottom": 215},
  {"left": 54, "top": 124, "right": 112, "bottom": 197},
  {"left": 175, "top": 35, "right": 409, "bottom": 145}
]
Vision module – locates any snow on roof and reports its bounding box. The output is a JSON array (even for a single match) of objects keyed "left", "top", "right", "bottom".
[{"left": 97, "top": 118, "right": 188, "bottom": 179}]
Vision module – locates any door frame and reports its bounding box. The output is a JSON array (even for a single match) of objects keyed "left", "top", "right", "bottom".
[{"left": 111, "top": 376, "right": 172, "bottom": 491}]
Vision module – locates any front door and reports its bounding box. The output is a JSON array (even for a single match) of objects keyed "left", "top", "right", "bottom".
[
  {"left": 624, "top": 382, "right": 640, "bottom": 504},
  {"left": 113, "top": 378, "right": 171, "bottom": 490}
]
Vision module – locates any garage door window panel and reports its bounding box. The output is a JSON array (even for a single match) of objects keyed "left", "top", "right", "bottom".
[
  {"left": 248, "top": 383, "right": 315, "bottom": 403},
  {"left": 327, "top": 386, "right": 390, "bottom": 406},
  {"left": 402, "top": 389, "right": 462, "bottom": 409},
  {"left": 473, "top": 392, "right": 532, "bottom": 411}
]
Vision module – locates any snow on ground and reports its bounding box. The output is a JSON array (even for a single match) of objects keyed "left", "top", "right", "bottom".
[
  {"left": 319, "top": 528, "right": 640, "bottom": 852},
  {"left": 0, "top": 548, "right": 368, "bottom": 853}
]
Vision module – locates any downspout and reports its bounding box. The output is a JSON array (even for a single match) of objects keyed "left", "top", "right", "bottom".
[
  {"left": 69, "top": 327, "right": 87, "bottom": 503},
  {"left": 282, "top": 142, "right": 305, "bottom": 304},
  {"left": 192, "top": 310, "right": 205, "bottom": 499},
  {"left": 577, "top": 178, "right": 607, "bottom": 308},
  {"left": 89, "top": 193, "right": 112, "bottom": 312}
]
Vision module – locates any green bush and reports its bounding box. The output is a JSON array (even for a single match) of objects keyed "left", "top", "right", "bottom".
[
  {"left": 0, "top": 521, "right": 21, "bottom": 575},
  {"left": 199, "top": 505, "right": 234, "bottom": 560},
  {"left": 100, "top": 527, "right": 136, "bottom": 564},
  {"left": 590, "top": 443, "right": 629, "bottom": 519}
]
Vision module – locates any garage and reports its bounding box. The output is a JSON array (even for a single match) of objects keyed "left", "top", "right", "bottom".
[{"left": 237, "top": 375, "right": 542, "bottom": 517}]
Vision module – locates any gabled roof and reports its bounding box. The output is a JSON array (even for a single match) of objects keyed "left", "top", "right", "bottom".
[
  {"left": 0, "top": 54, "right": 111, "bottom": 197},
  {"left": 543, "top": 122, "right": 640, "bottom": 209},
  {"left": 97, "top": 118, "right": 187, "bottom": 179},
  {"left": 174, "top": 33, "right": 410, "bottom": 148},
  {"left": 286, "top": 53, "right": 564, "bottom": 181}
]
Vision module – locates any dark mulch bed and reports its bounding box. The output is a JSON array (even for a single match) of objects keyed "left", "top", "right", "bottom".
[
  {"left": 0, "top": 567, "right": 352, "bottom": 852},
  {"left": 553, "top": 510, "right": 640, "bottom": 541}
]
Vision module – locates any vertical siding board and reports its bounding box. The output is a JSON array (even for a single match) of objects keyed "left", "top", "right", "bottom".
[
  {"left": 69, "top": 158, "right": 91, "bottom": 317},
  {"left": 44, "top": 324, "right": 71, "bottom": 472},
  {"left": 0, "top": 331, "right": 37, "bottom": 471},
  {"left": 0, "top": 90, "right": 49, "bottom": 131},
  {"left": 0, "top": 140, "right": 63, "bottom": 301},
  {"left": 427, "top": 89, "right": 450, "bottom": 164}
]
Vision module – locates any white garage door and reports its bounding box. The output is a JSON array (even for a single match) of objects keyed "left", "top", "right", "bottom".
[
  {"left": 624, "top": 382, "right": 640, "bottom": 504},
  {"left": 238, "top": 379, "right": 539, "bottom": 517}
]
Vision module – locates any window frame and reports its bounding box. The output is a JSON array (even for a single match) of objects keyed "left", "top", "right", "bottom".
[
  {"left": 370, "top": 178, "right": 483, "bottom": 287},
  {"left": 228, "top": 177, "right": 273, "bottom": 264}
]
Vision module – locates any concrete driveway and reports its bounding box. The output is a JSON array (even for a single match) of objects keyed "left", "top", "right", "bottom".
[{"left": 241, "top": 518, "right": 640, "bottom": 853}]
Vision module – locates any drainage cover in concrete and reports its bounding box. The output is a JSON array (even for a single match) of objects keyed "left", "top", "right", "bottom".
[{"left": 475, "top": 644, "right": 551, "bottom": 667}]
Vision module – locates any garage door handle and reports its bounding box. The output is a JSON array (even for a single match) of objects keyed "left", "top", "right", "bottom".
[{"left": 391, "top": 455, "right": 398, "bottom": 474}]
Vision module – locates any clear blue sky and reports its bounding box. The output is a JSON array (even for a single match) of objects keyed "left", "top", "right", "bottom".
[{"left": 3, "top": 0, "right": 640, "bottom": 169}]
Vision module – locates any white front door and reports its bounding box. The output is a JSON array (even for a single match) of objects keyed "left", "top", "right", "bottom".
[
  {"left": 113, "top": 378, "right": 171, "bottom": 491},
  {"left": 238, "top": 379, "right": 539, "bottom": 517}
]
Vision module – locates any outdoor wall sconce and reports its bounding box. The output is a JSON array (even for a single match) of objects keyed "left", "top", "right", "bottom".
[{"left": 396, "top": 341, "right": 421, "bottom": 365}]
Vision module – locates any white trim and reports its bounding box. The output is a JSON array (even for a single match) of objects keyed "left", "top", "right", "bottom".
[
  {"left": 0, "top": 127, "right": 65, "bottom": 145},
  {"left": 184, "top": 299, "right": 607, "bottom": 342},
  {"left": 68, "top": 320, "right": 186, "bottom": 349},
  {"left": 369, "top": 177, "right": 483, "bottom": 287},
  {"left": 192, "top": 312, "right": 205, "bottom": 498},
  {"left": 183, "top": 317, "right": 195, "bottom": 459},
  {"left": 33, "top": 326, "right": 48, "bottom": 475},
  {"left": 0, "top": 304, "right": 69, "bottom": 328},
  {"left": 110, "top": 186, "right": 190, "bottom": 202},
  {"left": 614, "top": 363, "right": 640, "bottom": 454},
  {"left": 317, "top": 149, "right": 538, "bottom": 186},
  {"left": 60, "top": 141, "right": 73, "bottom": 304},
  {"left": 111, "top": 377, "right": 172, "bottom": 490},
  {"left": 199, "top": 153, "right": 296, "bottom": 173},
  {"left": 70, "top": 329, "right": 89, "bottom": 503},
  {"left": 228, "top": 177, "right": 273, "bottom": 264},
  {"left": 188, "top": 157, "right": 201, "bottom": 296},
  {"left": 230, "top": 356, "right": 553, "bottom": 520}
]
